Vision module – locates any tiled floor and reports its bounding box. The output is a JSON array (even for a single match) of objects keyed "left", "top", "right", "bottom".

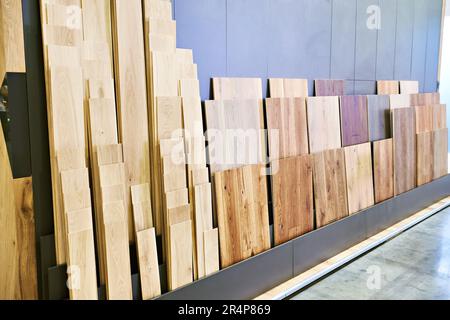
[{"left": 291, "top": 207, "right": 450, "bottom": 300}]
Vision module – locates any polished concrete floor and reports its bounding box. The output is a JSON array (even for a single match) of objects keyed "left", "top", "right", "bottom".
[{"left": 291, "top": 206, "right": 450, "bottom": 300}]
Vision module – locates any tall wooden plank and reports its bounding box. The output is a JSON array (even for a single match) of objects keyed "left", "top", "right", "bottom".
[
  {"left": 314, "top": 79, "right": 345, "bottom": 96},
  {"left": 168, "top": 220, "right": 193, "bottom": 291},
  {"left": 392, "top": 108, "right": 417, "bottom": 195},
  {"left": 340, "top": 96, "right": 369, "bottom": 147},
  {"left": 377, "top": 80, "right": 399, "bottom": 95},
  {"left": 203, "top": 229, "right": 220, "bottom": 277},
  {"left": 306, "top": 97, "right": 342, "bottom": 153},
  {"left": 271, "top": 156, "right": 313, "bottom": 245},
  {"left": 313, "top": 149, "right": 349, "bottom": 228},
  {"left": 433, "top": 129, "right": 449, "bottom": 179},
  {"left": 136, "top": 228, "right": 161, "bottom": 300},
  {"left": 269, "top": 78, "right": 309, "bottom": 98},
  {"left": 417, "top": 131, "right": 434, "bottom": 186},
  {"left": 367, "top": 95, "right": 391, "bottom": 141},
  {"left": 373, "top": 139, "right": 394, "bottom": 203},
  {"left": 344, "top": 143, "right": 374, "bottom": 214}
]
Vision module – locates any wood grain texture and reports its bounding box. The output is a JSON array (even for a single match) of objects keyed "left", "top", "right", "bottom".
[
  {"left": 392, "top": 108, "right": 417, "bottom": 195},
  {"left": 131, "top": 183, "right": 153, "bottom": 232},
  {"left": 0, "top": 123, "right": 19, "bottom": 299},
  {"left": 266, "top": 98, "right": 309, "bottom": 160},
  {"left": 344, "top": 143, "right": 374, "bottom": 214},
  {"left": 433, "top": 129, "right": 449, "bottom": 179},
  {"left": 377, "top": 81, "right": 399, "bottom": 95},
  {"left": 168, "top": 220, "right": 193, "bottom": 291},
  {"left": 313, "top": 149, "right": 349, "bottom": 228},
  {"left": 203, "top": 228, "right": 220, "bottom": 277},
  {"left": 13, "top": 178, "right": 38, "bottom": 300},
  {"left": 271, "top": 155, "right": 313, "bottom": 245},
  {"left": 214, "top": 165, "right": 270, "bottom": 268},
  {"left": 373, "top": 139, "right": 394, "bottom": 203},
  {"left": 415, "top": 105, "right": 435, "bottom": 133},
  {"left": 112, "top": 0, "right": 150, "bottom": 240},
  {"left": 269, "top": 78, "right": 309, "bottom": 98},
  {"left": 367, "top": 95, "right": 391, "bottom": 141},
  {"left": 390, "top": 94, "right": 411, "bottom": 109},
  {"left": 136, "top": 228, "right": 161, "bottom": 300},
  {"left": 212, "top": 78, "right": 263, "bottom": 100},
  {"left": 400, "top": 81, "right": 419, "bottom": 94},
  {"left": 306, "top": 97, "right": 342, "bottom": 153},
  {"left": 314, "top": 79, "right": 344, "bottom": 96},
  {"left": 433, "top": 104, "right": 447, "bottom": 130},
  {"left": 410, "top": 93, "right": 441, "bottom": 106},
  {"left": 417, "top": 131, "right": 434, "bottom": 186},
  {"left": 340, "top": 96, "right": 369, "bottom": 147}
]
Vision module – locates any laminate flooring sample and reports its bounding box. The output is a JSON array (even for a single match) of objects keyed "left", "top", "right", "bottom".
[
  {"left": 212, "top": 77, "right": 263, "bottom": 100},
  {"left": 433, "top": 129, "right": 449, "bottom": 179},
  {"left": 373, "top": 139, "right": 394, "bottom": 203},
  {"left": 400, "top": 81, "right": 419, "bottom": 94},
  {"left": 344, "top": 143, "right": 374, "bottom": 214},
  {"left": 266, "top": 97, "right": 309, "bottom": 160},
  {"left": 367, "top": 95, "right": 391, "bottom": 141},
  {"left": 269, "top": 78, "right": 308, "bottom": 98},
  {"left": 214, "top": 165, "right": 270, "bottom": 268},
  {"left": 417, "top": 131, "right": 434, "bottom": 186},
  {"left": 315, "top": 79, "right": 345, "bottom": 96},
  {"left": 340, "top": 95, "right": 369, "bottom": 147},
  {"left": 377, "top": 80, "right": 399, "bottom": 95},
  {"left": 392, "top": 108, "right": 417, "bottom": 195},
  {"left": 271, "top": 155, "right": 313, "bottom": 245},
  {"left": 306, "top": 97, "right": 342, "bottom": 153},
  {"left": 313, "top": 149, "right": 349, "bottom": 228}
]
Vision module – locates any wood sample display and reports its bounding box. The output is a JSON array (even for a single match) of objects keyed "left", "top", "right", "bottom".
[
  {"left": 269, "top": 78, "right": 309, "bottom": 98},
  {"left": 367, "top": 95, "right": 391, "bottom": 141},
  {"left": 266, "top": 97, "right": 309, "bottom": 160},
  {"left": 433, "top": 129, "right": 449, "bottom": 179},
  {"left": 271, "top": 155, "right": 314, "bottom": 245},
  {"left": 417, "top": 131, "right": 434, "bottom": 186},
  {"left": 136, "top": 228, "right": 161, "bottom": 300},
  {"left": 415, "top": 105, "right": 434, "bottom": 133},
  {"left": 433, "top": 105, "right": 447, "bottom": 130},
  {"left": 392, "top": 108, "right": 417, "bottom": 195},
  {"left": 344, "top": 143, "right": 374, "bottom": 214},
  {"left": 373, "top": 139, "right": 394, "bottom": 203},
  {"left": 340, "top": 96, "right": 369, "bottom": 147},
  {"left": 377, "top": 80, "right": 399, "bottom": 95},
  {"left": 205, "top": 99, "right": 264, "bottom": 173},
  {"left": 203, "top": 228, "right": 220, "bottom": 276},
  {"left": 410, "top": 93, "right": 441, "bottom": 106},
  {"left": 168, "top": 220, "right": 193, "bottom": 291},
  {"left": 306, "top": 97, "right": 342, "bottom": 153},
  {"left": 13, "top": 178, "right": 38, "bottom": 300},
  {"left": 214, "top": 165, "right": 270, "bottom": 268},
  {"left": 212, "top": 78, "right": 263, "bottom": 100},
  {"left": 400, "top": 81, "right": 419, "bottom": 94},
  {"left": 313, "top": 149, "right": 349, "bottom": 228},
  {"left": 314, "top": 79, "right": 345, "bottom": 96},
  {"left": 390, "top": 94, "right": 411, "bottom": 109}
]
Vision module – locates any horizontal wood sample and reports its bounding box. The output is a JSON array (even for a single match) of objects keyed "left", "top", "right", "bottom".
[
  {"left": 400, "top": 81, "right": 419, "bottom": 94},
  {"left": 271, "top": 155, "right": 314, "bottom": 245},
  {"left": 314, "top": 79, "right": 344, "bottom": 96},
  {"left": 390, "top": 94, "right": 411, "bottom": 109},
  {"left": 340, "top": 95, "right": 369, "bottom": 147},
  {"left": 410, "top": 93, "right": 440, "bottom": 106},
  {"left": 377, "top": 80, "right": 399, "bottom": 95},
  {"left": 367, "top": 95, "right": 391, "bottom": 141},
  {"left": 212, "top": 77, "right": 263, "bottom": 100},
  {"left": 269, "top": 78, "right": 308, "bottom": 98},
  {"left": 373, "top": 139, "right": 394, "bottom": 203}
]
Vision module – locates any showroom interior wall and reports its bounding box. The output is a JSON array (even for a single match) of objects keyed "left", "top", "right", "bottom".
[{"left": 173, "top": 0, "right": 443, "bottom": 101}]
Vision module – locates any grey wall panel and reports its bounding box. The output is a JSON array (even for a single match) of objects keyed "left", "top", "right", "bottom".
[
  {"left": 330, "top": 0, "right": 357, "bottom": 79},
  {"left": 267, "top": 0, "right": 306, "bottom": 79},
  {"left": 174, "top": 0, "right": 227, "bottom": 100},
  {"left": 424, "top": 0, "right": 442, "bottom": 92},
  {"left": 354, "top": 80, "right": 377, "bottom": 95},
  {"left": 394, "top": 0, "right": 414, "bottom": 80},
  {"left": 354, "top": 0, "right": 379, "bottom": 80},
  {"left": 411, "top": 0, "right": 429, "bottom": 92},
  {"left": 376, "top": 0, "right": 397, "bottom": 80},
  {"left": 345, "top": 80, "right": 355, "bottom": 95},
  {"left": 227, "top": 0, "right": 269, "bottom": 97}
]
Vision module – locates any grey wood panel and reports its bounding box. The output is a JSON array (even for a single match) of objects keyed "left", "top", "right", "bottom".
[
  {"left": 394, "top": 0, "right": 414, "bottom": 80},
  {"left": 330, "top": 0, "right": 357, "bottom": 79},
  {"left": 424, "top": 0, "right": 442, "bottom": 92},
  {"left": 411, "top": 0, "right": 429, "bottom": 92},
  {"left": 376, "top": 0, "right": 398, "bottom": 80}
]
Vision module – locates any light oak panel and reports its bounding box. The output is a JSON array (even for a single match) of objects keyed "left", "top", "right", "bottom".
[
  {"left": 377, "top": 80, "right": 399, "bottom": 95},
  {"left": 269, "top": 78, "right": 308, "bottom": 98},
  {"left": 373, "top": 139, "right": 394, "bottom": 203}
]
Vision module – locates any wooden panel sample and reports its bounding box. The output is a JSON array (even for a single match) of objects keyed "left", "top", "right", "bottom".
[
  {"left": 340, "top": 96, "right": 369, "bottom": 147},
  {"left": 390, "top": 94, "right": 411, "bottom": 109},
  {"left": 214, "top": 165, "right": 270, "bottom": 268},
  {"left": 112, "top": 0, "right": 150, "bottom": 239},
  {"left": 313, "top": 149, "right": 349, "bottom": 228},
  {"left": 44, "top": 25, "right": 83, "bottom": 46},
  {"left": 417, "top": 132, "right": 434, "bottom": 186},
  {"left": 271, "top": 155, "right": 313, "bottom": 245},
  {"left": 182, "top": 97, "right": 204, "bottom": 137},
  {"left": 156, "top": 96, "right": 183, "bottom": 140},
  {"left": 168, "top": 220, "right": 193, "bottom": 291},
  {"left": 433, "top": 105, "right": 447, "bottom": 130},
  {"left": 400, "top": 81, "right": 419, "bottom": 94},
  {"left": 88, "top": 98, "right": 118, "bottom": 147},
  {"left": 433, "top": 129, "right": 449, "bottom": 179},
  {"left": 212, "top": 77, "right": 263, "bottom": 100},
  {"left": 88, "top": 78, "right": 115, "bottom": 99},
  {"left": 392, "top": 108, "right": 417, "bottom": 195},
  {"left": 367, "top": 95, "right": 391, "bottom": 141},
  {"left": 266, "top": 98, "right": 309, "bottom": 160},
  {"left": 0, "top": 123, "right": 19, "bottom": 299},
  {"left": 415, "top": 105, "right": 434, "bottom": 133},
  {"left": 269, "top": 78, "right": 308, "bottom": 98},
  {"left": 344, "top": 143, "right": 374, "bottom": 214},
  {"left": 131, "top": 183, "right": 153, "bottom": 232},
  {"left": 13, "top": 178, "right": 38, "bottom": 300},
  {"left": 314, "top": 79, "right": 344, "bottom": 96},
  {"left": 203, "top": 229, "right": 220, "bottom": 276},
  {"left": 377, "top": 80, "right": 399, "bottom": 95},
  {"left": 410, "top": 93, "right": 440, "bottom": 106},
  {"left": 204, "top": 99, "right": 264, "bottom": 173},
  {"left": 306, "top": 97, "right": 342, "bottom": 153},
  {"left": 136, "top": 228, "right": 161, "bottom": 300},
  {"left": 373, "top": 139, "right": 394, "bottom": 203},
  {"left": 143, "top": 0, "right": 173, "bottom": 20}
]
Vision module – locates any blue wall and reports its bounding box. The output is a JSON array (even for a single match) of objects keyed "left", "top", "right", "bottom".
[{"left": 173, "top": 0, "right": 443, "bottom": 101}]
